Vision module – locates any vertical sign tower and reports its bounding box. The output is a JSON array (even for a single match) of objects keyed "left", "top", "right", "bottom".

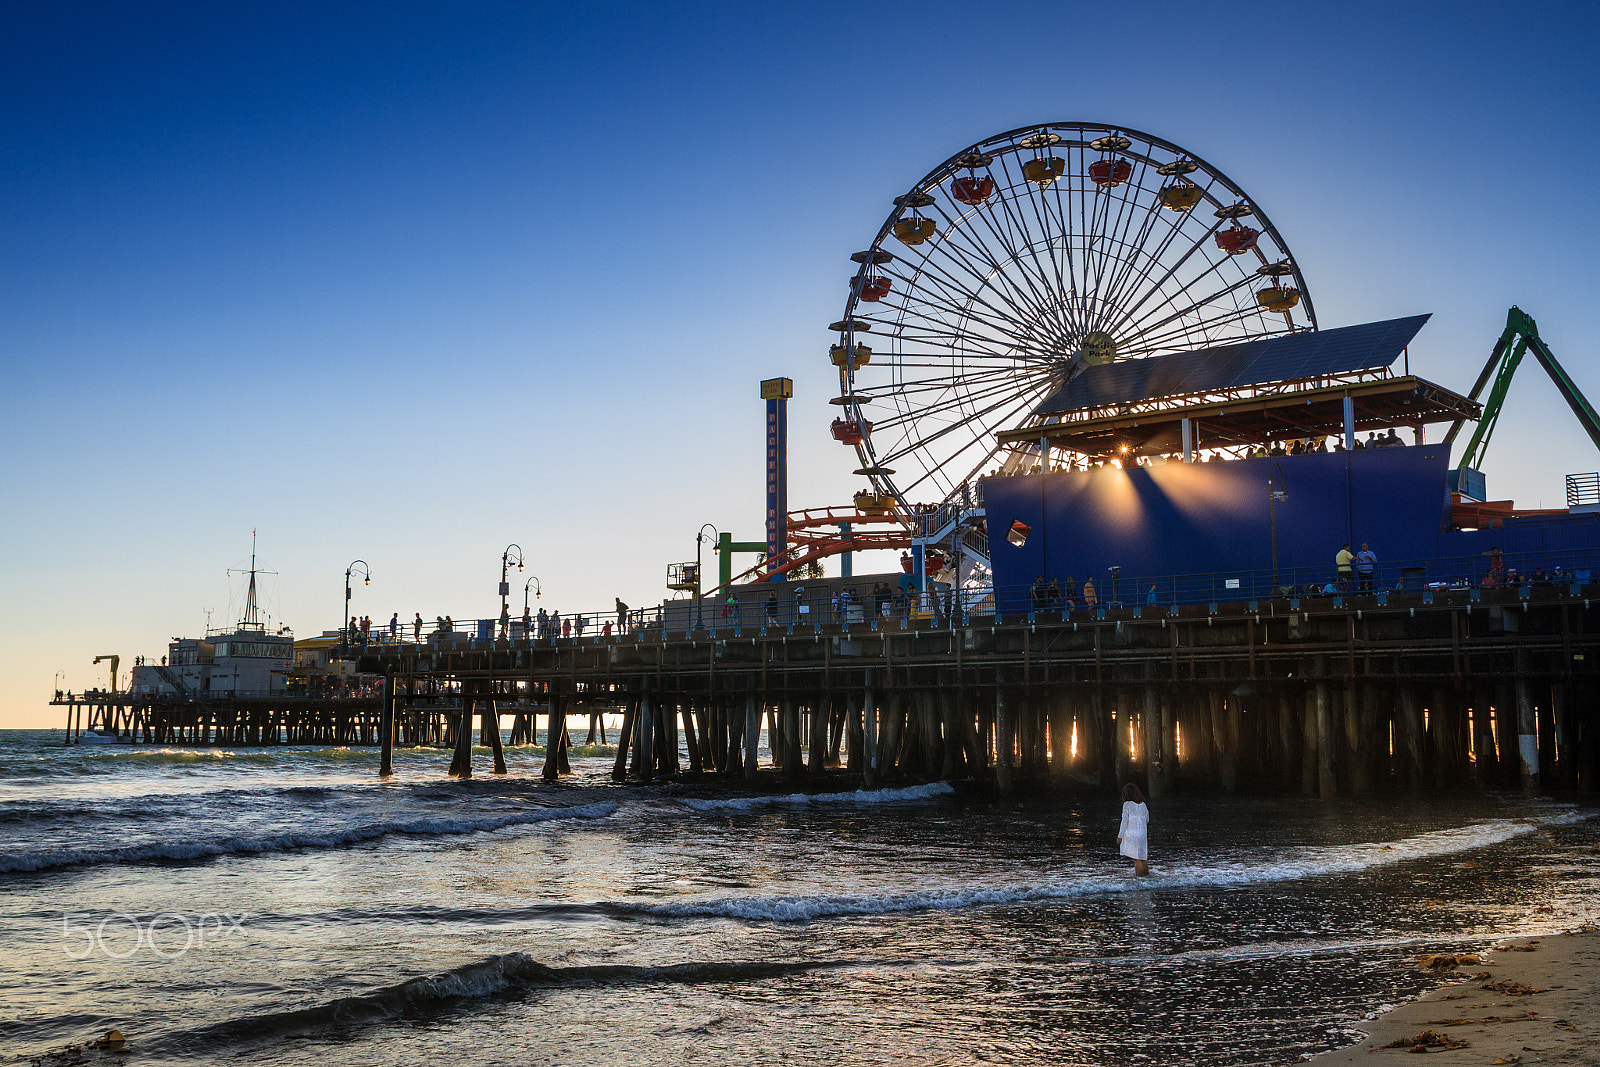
[{"left": 760, "top": 378, "right": 792, "bottom": 581}]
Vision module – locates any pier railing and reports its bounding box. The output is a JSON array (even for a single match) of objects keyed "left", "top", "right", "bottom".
[{"left": 326, "top": 546, "right": 1600, "bottom": 655}]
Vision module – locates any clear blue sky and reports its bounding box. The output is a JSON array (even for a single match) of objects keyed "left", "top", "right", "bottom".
[{"left": 3, "top": 1, "right": 1597, "bottom": 725}]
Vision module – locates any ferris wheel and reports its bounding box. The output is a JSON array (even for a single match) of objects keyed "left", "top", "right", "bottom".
[{"left": 830, "top": 122, "right": 1317, "bottom": 513}]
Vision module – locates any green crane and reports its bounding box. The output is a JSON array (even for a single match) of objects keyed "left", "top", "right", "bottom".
[{"left": 1444, "top": 307, "right": 1600, "bottom": 471}]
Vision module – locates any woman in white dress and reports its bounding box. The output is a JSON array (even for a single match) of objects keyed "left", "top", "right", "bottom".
[{"left": 1117, "top": 782, "right": 1150, "bottom": 876}]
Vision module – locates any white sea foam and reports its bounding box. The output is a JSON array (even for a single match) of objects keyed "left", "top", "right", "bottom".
[
  {"left": 635, "top": 810, "right": 1594, "bottom": 923},
  {"left": 0, "top": 800, "right": 618, "bottom": 873},
  {"left": 679, "top": 781, "right": 954, "bottom": 812}
]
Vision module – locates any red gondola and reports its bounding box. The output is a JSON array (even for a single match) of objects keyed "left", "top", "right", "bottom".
[
  {"left": 856, "top": 275, "right": 892, "bottom": 302},
  {"left": 830, "top": 418, "right": 872, "bottom": 445},
  {"left": 951, "top": 175, "right": 995, "bottom": 204},
  {"left": 1088, "top": 158, "right": 1132, "bottom": 187},
  {"left": 1214, "top": 224, "right": 1260, "bottom": 255}
]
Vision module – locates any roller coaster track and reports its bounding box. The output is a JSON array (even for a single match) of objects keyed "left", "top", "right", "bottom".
[{"left": 708, "top": 509, "right": 911, "bottom": 592}]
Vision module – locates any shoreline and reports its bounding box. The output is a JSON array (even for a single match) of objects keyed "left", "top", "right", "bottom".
[{"left": 1309, "top": 928, "right": 1599, "bottom": 1064}]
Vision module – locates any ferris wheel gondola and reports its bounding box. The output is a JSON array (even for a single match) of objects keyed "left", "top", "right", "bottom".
[{"left": 832, "top": 122, "right": 1316, "bottom": 515}]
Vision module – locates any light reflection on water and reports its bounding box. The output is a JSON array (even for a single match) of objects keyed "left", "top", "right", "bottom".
[{"left": 0, "top": 729, "right": 1595, "bottom": 1067}]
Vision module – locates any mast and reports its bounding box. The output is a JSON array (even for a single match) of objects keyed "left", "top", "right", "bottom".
[{"left": 242, "top": 529, "right": 261, "bottom": 629}]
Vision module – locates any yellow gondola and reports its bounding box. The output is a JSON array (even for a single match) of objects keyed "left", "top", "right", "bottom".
[
  {"left": 1160, "top": 183, "right": 1203, "bottom": 211},
  {"left": 1022, "top": 156, "right": 1066, "bottom": 186},
  {"left": 892, "top": 217, "right": 937, "bottom": 246},
  {"left": 1255, "top": 286, "right": 1301, "bottom": 313},
  {"left": 830, "top": 343, "right": 872, "bottom": 367},
  {"left": 853, "top": 491, "right": 896, "bottom": 515}
]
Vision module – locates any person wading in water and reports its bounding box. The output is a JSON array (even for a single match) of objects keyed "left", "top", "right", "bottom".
[{"left": 1118, "top": 782, "right": 1151, "bottom": 877}]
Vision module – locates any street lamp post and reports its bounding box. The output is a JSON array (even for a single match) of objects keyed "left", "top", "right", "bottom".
[
  {"left": 343, "top": 560, "right": 371, "bottom": 655},
  {"left": 500, "top": 544, "right": 525, "bottom": 629},
  {"left": 695, "top": 524, "right": 720, "bottom": 629},
  {"left": 523, "top": 576, "right": 542, "bottom": 615}
]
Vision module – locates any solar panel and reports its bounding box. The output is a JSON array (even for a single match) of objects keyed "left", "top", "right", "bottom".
[{"left": 1034, "top": 315, "right": 1432, "bottom": 414}]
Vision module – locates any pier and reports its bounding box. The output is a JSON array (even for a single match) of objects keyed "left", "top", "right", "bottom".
[
  {"left": 339, "top": 583, "right": 1598, "bottom": 796},
  {"left": 62, "top": 577, "right": 1599, "bottom": 798}
]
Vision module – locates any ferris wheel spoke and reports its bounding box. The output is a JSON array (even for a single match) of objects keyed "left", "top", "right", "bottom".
[
  {"left": 864, "top": 376, "right": 1033, "bottom": 409},
  {"left": 911, "top": 163, "right": 1065, "bottom": 329},
  {"left": 1013, "top": 164, "right": 1079, "bottom": 333},
  {"left": 1100, "top": 215, "right": 1230, "bottom": 338},
  {"left": 882, "top": 242, "right": 1062, "bottom": 352},
  {"left": 866, "top": 366, "right": 1038, "bottom": 393},
  {"left": 985, "top": 154, "right": 1080, "bottom": 333},
  {"left": 1087, "top": 160, "right": 1162, "bottom": 330},
  {"left": 892, "top": 390, "right": 1050, "bottom": 497},
  {"left": 874, "top": 378, "right": 1055, "bottom": 468},
  {"left": 1086, "top": 163, "right": 1159, "bottom": 329},
  {"left": 923, "top": 202, "right": 1061, "bottom": 329},
  {"left": 871, "top": 269, "right": 1062, "bottom": 356},
  {"left": 871, "top": 372, "right": 1053, "bottom": 435},
  {"left": 1097, "top": 182, "right": 1223, "bottom": 320},
  {"left": 1120, "top": 299, "right": 1277, "bottom": 358},
  {"left": 1079, "top": 162, "right": 1123, "bottom": 310},
  {"left": 871, "top": 360, "right": 1040, "bottom": 378},
  {"left": 1007, "top": 158, "right": 1083, "bottom": 337},
  {"left": 885, "top": 326, "right": 1051, "bottom": 360},
  {"left": 891, "top": 224, "right": 1051, "bottom": 331},
  {"left": 1119, "top": 262, "right": 1260, "bottom": 347},
  {"left": 1096, "top": 203, "right": 1191, "bottom": 330},
  {"left": 936, "top": 204, "right": 1062, "bottom": 341}
]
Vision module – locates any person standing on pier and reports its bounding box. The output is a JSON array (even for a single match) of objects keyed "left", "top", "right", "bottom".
[
  {"left": 1335, "top": 544, "right": 1354, "bottom": 591},
  {"left": 1483, "top": 546, "right": 1505, "bottom": 587},
  {"left": 389, "top": 613, "right": 398, "bottom": 643},
  {"left": 413, "top": 613, "right": 423, "bottom": 642},
  {"left": 615, "top": 598, "right": 628, "bottom": 633},
  {"left": 1083, "top": 578, "right": 1097, "bottom": 608},
  {"left": 1355, "top": 543, "right": 1377, "bottom": 592},
  {"left": 1118, "top": 782, "right": 1151, "bottom": 877}
]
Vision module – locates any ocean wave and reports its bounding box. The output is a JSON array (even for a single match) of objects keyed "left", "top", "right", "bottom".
[
  {"left": 157, "top": 952, "right": 842, "bottom": 1054},
  {"left": 678, "top": 781, "right": 954, "bottom": 812},
  {"left": 624, "top": 811, "right": 1594, "bottom": 923},
  {"left": 74, "top": 747, "right": 286, "bottom": 764},
  {"left": 0, "top": 801, "right": 619, "bottom": 874}
]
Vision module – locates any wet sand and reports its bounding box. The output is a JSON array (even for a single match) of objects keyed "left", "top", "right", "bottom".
[{"left": 1312, "top": 929, "right": 1600, "bottom": 1065}]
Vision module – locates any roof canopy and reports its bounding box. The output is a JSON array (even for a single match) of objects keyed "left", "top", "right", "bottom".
[
  {"left": 1035, "top": 314, "right": 1432, "bottom": 415},
  {"left": 999, "top": 315, "right": 1480, "bottom": 457}
]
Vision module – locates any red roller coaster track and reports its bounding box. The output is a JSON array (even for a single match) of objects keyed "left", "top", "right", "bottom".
[{"left": 710, "top": 506, "right": 910, "bottom": 592}]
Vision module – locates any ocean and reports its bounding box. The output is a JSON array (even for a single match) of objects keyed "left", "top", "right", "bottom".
[{"left": 2, "top": 726, "right": 1596, "bottom": 1066}]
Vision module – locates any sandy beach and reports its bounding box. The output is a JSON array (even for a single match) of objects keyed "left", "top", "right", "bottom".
[{"left": 1311, "top": 929, "right": 1600, "bottom": 1065}]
